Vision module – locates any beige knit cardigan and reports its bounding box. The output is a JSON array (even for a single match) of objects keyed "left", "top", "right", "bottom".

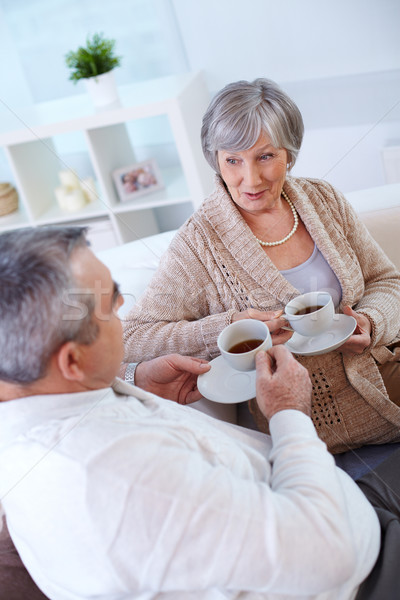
[{"left": 124, "top": 176, "right": 400, "bottom": 453}]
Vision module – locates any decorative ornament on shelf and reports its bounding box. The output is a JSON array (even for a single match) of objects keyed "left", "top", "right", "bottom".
[
  {"left": 55, "top": 170, "right": 98, "bottom": 213},
  {"left": 0, "top": 183, "right": 18, "bottom": 217},
  {"left": 65, "top": 32, "right": 122, "bottom": 108},
  {"left": 112, "top": 159, "right": 164, "bottom": 203}
]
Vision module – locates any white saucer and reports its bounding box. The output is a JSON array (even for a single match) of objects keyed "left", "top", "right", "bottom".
[
  {"left": 197, "top": 355, "right": 256, "bottom": 403},
  {"left": 285, "top": 314, "right": 357, "bottom": 356}
]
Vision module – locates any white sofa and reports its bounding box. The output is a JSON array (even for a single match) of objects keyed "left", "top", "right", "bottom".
[
  {"left": 97, "top": 229, "right": 239, "bottom": 424},
  {"left": 97, "top": 182, "right": 400, "bottom": 423}
]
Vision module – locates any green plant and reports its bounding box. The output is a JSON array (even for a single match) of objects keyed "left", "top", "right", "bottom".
[{"left": 65, "top": 32, "right": 122, "bottom": 82}]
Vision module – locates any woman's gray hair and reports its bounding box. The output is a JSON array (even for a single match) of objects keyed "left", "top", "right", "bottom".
[
  {"left": 0, "top": 226, "right": 99, "bottom": 384},
  {"left": 201, "top": 78, "right": 304, "bottom": 173}
]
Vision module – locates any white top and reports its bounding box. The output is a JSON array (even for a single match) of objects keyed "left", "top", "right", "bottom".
[
  {"left": 281, "top": 244, "right": 342, "bottom": 307},
  {"left": 0, "top": 379, "right": 379, "bottom": 600}
]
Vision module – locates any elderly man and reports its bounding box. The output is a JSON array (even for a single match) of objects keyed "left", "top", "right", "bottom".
[{"left": 0, "top": 226, "right": 397, "bottom": 600}]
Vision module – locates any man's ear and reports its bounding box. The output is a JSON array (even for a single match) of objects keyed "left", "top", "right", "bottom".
[{"left": 56, "top": 341, "right": 85, "bottom": 381}]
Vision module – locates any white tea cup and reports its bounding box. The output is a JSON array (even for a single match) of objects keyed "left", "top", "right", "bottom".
[
  {"left": 217, "top": 319, "right": 272, "bottom": 372},
  {"left": 284, "top": 291, "right": 334, "bottom": 337}
]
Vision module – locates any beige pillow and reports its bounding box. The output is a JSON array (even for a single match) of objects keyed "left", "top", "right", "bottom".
[{"left": 359, "top": 206, "right": 400, "bottom": 272}]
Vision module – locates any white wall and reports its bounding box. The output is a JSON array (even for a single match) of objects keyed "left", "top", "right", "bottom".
[
  {"left": 173, "top": 0, "right": 400, "bottom": 86},
  {"left": 172, "top": 0, "right": 400, "bottom": 193}
]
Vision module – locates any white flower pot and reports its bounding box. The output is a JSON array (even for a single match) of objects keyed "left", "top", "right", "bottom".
[{"left": 84, "top": 70, "right": 119, "bottom": 108}]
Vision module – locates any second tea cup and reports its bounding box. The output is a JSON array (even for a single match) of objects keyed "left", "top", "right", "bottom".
[{"left": 284, "top": 291, "right": 334, "bottom": 337}]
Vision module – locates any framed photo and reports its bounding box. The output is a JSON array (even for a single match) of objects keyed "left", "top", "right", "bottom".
[{"left": 112, "top": 159, "right": 164, "bottom": 203}]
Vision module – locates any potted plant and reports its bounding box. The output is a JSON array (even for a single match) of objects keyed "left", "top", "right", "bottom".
[{"left": 65, "top": 32, "right": 122, "bottom": 107}]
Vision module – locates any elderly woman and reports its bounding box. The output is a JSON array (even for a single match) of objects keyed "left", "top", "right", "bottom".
[{"left": 123, "top": 78, "right": 400, "bottom": 453}]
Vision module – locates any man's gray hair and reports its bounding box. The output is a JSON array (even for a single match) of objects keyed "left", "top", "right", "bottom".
[
  {"left": 201, "top": 78, "right": 304, "bottom": 173},
  {"left": 0, "top": 226, "right": 99, "bottom": 384}
]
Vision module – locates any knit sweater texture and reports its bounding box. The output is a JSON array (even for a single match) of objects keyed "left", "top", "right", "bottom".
[{"left": 124, "top": 176, "right": 400, "bottom": 453}]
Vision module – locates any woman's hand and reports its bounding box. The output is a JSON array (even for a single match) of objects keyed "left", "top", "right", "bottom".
[
  {"left": 231, "top": 308, "right": 293, "bottom": 345},
  {"left": 134, "top": 354, "right": 210, "bottom": 404},
  {"left": 338, "top": 306, "right": 372, "bottom": 354}
]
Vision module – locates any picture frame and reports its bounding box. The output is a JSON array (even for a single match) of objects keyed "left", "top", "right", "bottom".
[{"left": 112, "top": 159, "right": 164, "bottom": 203}]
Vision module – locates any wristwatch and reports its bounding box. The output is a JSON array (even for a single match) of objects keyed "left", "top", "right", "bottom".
[{"left": 125, "top": 362, "right": 139, "bottom": 385}]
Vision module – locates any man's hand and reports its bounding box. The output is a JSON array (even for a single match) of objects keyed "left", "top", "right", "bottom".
[
  {"left": 231, "top": 308, "right": 293, "bottom": 345},
  {"left": 255, "top": 345, "right": 312, "bottom": 421},
  {"left": 134, "top": 354, "right": 210, "bottom": 404},
  {"left": 338, "top": 306, "right": 372, "bottom": 355}
]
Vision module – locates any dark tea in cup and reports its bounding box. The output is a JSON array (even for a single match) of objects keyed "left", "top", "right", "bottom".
[
  {"left": 293, "top": 305, "right": 324, "bottom": 316},
  {"left": 228, "top": 339, "right": 264, "bottom": 354}
]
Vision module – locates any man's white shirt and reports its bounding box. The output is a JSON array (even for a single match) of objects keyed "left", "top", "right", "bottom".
[{"left": 0, "top": 379, "right": 380, "bottom": 599}]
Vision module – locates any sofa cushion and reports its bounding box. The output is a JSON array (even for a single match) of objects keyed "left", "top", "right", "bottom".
[
  {"left": 359, "top": 206, "right": 400, "bottom": 271},
  {"left": 0, "top": 517, "right": 49, "bottom": 599}
]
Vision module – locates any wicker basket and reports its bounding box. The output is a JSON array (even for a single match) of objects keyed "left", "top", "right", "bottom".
[{"left": 0, "top": 183, "right": 18, "bottom": 217}]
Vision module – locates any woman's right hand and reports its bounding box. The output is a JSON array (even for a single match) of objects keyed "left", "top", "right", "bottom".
[{"left": 231, "top": 308, "right": 293, "bottom": 345}]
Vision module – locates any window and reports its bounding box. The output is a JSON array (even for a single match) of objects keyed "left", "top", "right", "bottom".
[{"left": 0, "top": 0, "right": 187, "bottom": 105}]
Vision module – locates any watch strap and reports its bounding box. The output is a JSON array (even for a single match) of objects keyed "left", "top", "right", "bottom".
[{"left": 125, "top": 362, "right": 139, "bottom": 384}]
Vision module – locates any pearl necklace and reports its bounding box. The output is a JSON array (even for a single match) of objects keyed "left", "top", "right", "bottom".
[{"left": 254, "top": 190, "right": 299, "bottom": 247}]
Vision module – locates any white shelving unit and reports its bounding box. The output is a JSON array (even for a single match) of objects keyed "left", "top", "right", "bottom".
[{"left": 0, "top": 71, "right": 214, "bottom": 249}]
